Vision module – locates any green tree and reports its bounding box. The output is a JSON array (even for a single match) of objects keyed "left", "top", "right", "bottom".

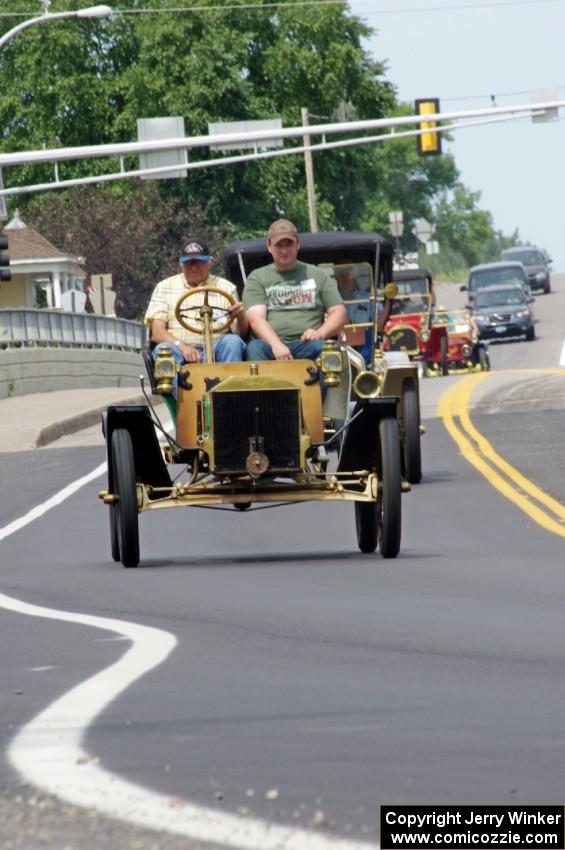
[{"left": 24, "top": 181, "right": 228, "bottom": 318}]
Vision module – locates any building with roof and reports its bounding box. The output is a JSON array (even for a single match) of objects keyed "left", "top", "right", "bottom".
[{"left": 0, "top": 211, "right": 86, "bottom": 310}]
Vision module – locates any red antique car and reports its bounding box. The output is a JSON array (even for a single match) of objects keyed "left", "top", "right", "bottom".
[
  {"left": 432, "top": 307, "right": 491, "bottom": 372},
  {"left": 382, "top": 268, "right": 449, "bottom": 375}
]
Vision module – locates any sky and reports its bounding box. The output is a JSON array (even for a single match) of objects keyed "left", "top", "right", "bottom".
[{"left": 348, "top": 0, "right": 565, "bottom": 271}]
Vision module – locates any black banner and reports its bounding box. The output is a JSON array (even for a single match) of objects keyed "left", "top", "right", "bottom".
[{"left": 380, "top": 805, "right": 564, "bottom": 849}]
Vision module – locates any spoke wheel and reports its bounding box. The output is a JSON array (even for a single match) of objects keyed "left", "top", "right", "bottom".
[
  {"left": 402, "top": 378, "right": 422, "bottom": 484},
  {"left": 377, "top": 417, "right": 402, "bottom": 559},
  {"left": 440, "top": 335, "right": 449, "bottom": 376},
  {"left": 174, "top": 285, "right": 236, "bottom": 335},
  {"left": 355, "top": 417, "right": 402, "bottom": 557},
  {"left": 112, "top": 428, "right": 140, "bottom": 568}
]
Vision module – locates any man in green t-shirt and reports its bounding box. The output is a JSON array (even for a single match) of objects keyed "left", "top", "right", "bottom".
[{"left": 243, "top": 219, "right": 347, "bottom": 361}]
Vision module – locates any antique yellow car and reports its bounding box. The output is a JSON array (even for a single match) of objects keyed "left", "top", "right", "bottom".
[{"left": 99, "top": 232, "right": 411, "bottom": 568}]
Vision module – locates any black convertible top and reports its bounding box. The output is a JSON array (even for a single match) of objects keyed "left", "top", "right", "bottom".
[
  {"left": 223, "top": 231, "right": 394, "bottom": 292},
  {"left": 393, "top": 267, "right": 432, "bottom": 282}
]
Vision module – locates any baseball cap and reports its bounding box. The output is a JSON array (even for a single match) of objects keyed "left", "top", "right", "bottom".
[
  {"left": 267, "top": 219, "right": 298, "bottom": 245},
  {"left": 179, "top": 237, "right": 212, "bottom": 262}
]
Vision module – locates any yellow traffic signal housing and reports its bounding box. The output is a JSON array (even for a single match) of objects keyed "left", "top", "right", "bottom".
[{"left": 415, "top": 98, "right": 441, "bottom": 156}]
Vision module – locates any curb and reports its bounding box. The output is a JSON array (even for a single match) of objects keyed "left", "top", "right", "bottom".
[{"left": 33, "top": 395, "right": 147, "bottom": 448}]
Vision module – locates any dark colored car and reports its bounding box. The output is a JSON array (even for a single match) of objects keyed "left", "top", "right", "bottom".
[
  {"left": 500, "top": 246, "right": 551, "bottom": 294},
  {"left": 461, "top": 261, "right": 531, "bottom": 304},
  {"left": 472, "top": 283, "right": 535, "bottom": 342}
]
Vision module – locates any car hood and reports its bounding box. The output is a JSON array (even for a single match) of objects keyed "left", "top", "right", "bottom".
[{"left": 474, "top": 304, "right": 527, "bottom": 318}]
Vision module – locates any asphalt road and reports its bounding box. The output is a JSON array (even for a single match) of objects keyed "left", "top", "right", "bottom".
[{"left": 0, "top": 274, "right": 563, "bottom": 850}]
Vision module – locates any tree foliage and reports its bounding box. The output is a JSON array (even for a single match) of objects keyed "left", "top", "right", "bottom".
[
  {"left": 0, "top": 0, "right": 521, "bottom": 309},
  {"left": 24, "top": 181, "right": 228, "bottom": 318}
]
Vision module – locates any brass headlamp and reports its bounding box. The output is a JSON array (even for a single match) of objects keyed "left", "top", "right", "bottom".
[
  {"left": 353, "top": 369, "right": 383, "bottom": 399},
  {"left": 318, "top": 340, "right": 343, "bottom": 387},
  {"left": 154, "top": 346, "right": 177, "bottom": 395}
]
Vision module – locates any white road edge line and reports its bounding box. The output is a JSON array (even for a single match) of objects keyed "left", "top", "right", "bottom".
[
  {"left": 2, "top": 465, "right": 374, "bottom": 850},
  {"left": 559, "top": 341, "right": 565, "bottom": 367}
]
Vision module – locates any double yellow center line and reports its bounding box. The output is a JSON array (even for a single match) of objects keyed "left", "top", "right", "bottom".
[{"left": 439, "top": 371, "right": 565, "bottom": 537}]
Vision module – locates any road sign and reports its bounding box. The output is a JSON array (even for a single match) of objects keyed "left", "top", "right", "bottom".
[
  {"left": 208, "top": 119, "right": 283, "bottom": 152},
  {"left": 425, "top": 240, "right": 439, "bottom": 256},
  {"left": 530, "top": 88, "right": 559, "bottom": 123},
  {"left": 412, "top": 218, "right": 433, "bottom": 244},
  {"left": 61, "top": 289, "right": 87, "bottom": 312},
  {"left": 91, "top": 273, "right": 113, "bottom": 291},
  {"left": 388, "top": 210, "right": 404, "bottom": 238},
  {"left": 137, "top": 117, "right": 188, "bottom": 180}
]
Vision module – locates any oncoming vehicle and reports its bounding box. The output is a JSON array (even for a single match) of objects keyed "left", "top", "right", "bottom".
[
  {"left": 383, "top": 268, "right": 449, "bottom": 377},
  {"left": 99, "top": 231, "right": 412, "bottom": 568},
  {"left": 500, "top": 246, "right": 551, "bottom": 294},
  {"left": 461, "top": 261, "right": 530, "bottom": 304},
  {"left": 433, "top": 307, "right": 490, "bottom": 371},
  {"left": 471, "top": 283, "right": 535, "bottom": 342}
]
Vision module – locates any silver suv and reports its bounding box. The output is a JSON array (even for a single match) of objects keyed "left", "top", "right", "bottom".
[
  {"left": 500, "top": 246, "right": 551, "bottom": 294},
  {"left": 461, "top": 261, "right": 531, "bottom": 304}
]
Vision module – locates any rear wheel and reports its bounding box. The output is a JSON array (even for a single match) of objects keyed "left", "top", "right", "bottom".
[
  {"left": 478, "top": 346, "right": 489, "bottom": 371},
  {"left": 111, "top": 428, "right": 140, "bottom": 568},
  {"left": 440, "top": 336, "right": 449, "bottom": 376},
  {"left": 402, "top": 378, "right": 422, "bottom": 484}
]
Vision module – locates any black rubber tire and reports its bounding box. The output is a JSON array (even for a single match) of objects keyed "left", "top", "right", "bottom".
[
  {"left": 111, "top": 428, "right": 140, "bottom": 568},
  {"left": 402, "top": 378, "right": 422, "bottom": 485},
  {"left": 478, "top": 346, "right": 489, "bottom": 371},
  {"left": 440, "top": 335, "right": 449, "bottom": 376},
  {"left": 525, "top": 325, "right": 536, "bottom": 341},
  {"left": 356, "top": 417, "right": 402, "bottom": 556},
  {"left": 233, "top": 502, "right": 252, "bottom": 511},
  {"left": 377, "top": 417, "right": 402, "bottom": 559},
  {"left": 355, "top": 500, "right": 378, "bottom": 553},
  {"left": 109, "top": 505, "right": 120, "bottom": 562}
]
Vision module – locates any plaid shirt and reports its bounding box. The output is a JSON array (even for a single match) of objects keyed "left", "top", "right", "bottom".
[{"left": 144, "top": 272, "right": 238, "bottom": 345}]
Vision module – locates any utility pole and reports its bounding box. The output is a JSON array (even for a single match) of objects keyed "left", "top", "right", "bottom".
[{"left": 301, "top": 107, "right": 318, "bottom": 233}]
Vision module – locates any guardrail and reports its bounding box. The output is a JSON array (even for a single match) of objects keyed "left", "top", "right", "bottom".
[{"left": 0, "top": 308, "right": 144, "bottom": 350}]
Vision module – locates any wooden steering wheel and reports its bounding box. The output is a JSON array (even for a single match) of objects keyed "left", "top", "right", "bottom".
[{"left": 174, "top": 285, "right": 236, "bottom": 335}]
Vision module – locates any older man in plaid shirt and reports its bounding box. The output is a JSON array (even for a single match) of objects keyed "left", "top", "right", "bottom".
[{"left": 145, "top": 237, "right": 248, "bottom": 381}]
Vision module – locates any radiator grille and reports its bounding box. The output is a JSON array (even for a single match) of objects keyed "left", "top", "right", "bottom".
[
  {"left": 387, "top": 326, "right": 419, "bottom": 354},
  {"left": 212, "top": 388, "right": 301, "bottom": 473}
]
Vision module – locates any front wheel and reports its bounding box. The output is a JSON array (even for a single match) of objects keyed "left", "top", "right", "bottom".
[
  {"left": 355, "top": 417, "right": 402, "bottom": 557},
  {"left": 525, "top": 325, "right": 536, "bottom": 341},
  {"left": 378, "top": 417, "right": 402, "bottom": 558},
  {"left": 440, "top": 336, "right": 449, "bottom": 376},
  {"left": 111, "top": 428, "right": 140, "bottom": 568},
  {"left": 402, "top": 378, "right": 422, "bottom": 484},
  {"left": 478, "top": 346, "right": 489, "bottom": 371}
]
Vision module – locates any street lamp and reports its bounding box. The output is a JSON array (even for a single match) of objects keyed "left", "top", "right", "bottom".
[{"left": 0, "top": 4, "right": 112, "bottom": 50}]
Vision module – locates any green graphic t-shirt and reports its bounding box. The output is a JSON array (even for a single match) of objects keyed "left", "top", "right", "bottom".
[{"left": 243, "top": 261, "right": 342, "bottom": 341}]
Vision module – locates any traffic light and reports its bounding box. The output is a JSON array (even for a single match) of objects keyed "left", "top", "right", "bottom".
[
  {"left": 0, "top": 234, "right": 10, "bottom": 282},
  {"left": 415, "top": 98, "right": 442, "bottom": 156}
]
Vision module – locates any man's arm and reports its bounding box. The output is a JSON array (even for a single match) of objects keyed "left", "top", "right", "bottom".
[
  {"left": 149, "top": 318, "right": 201, "bottom": 363},
  {"left": 228, "top": 302, "right": 249, "bottom": 338},
  {"left": 247, "top": 305, "right": 293, "bottom": 360},
  {"left": 301, "top": 303, "right": 347, "bottom": 341}
]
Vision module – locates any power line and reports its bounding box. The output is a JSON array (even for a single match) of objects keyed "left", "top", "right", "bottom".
[{"left": 2, "top": 0, "right": 565, "bottom": 18}]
